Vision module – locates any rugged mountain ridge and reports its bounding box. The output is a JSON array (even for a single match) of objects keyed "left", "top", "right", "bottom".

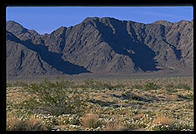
[{"left": 6, "top": 17, "right": 193, "bottom": 78}]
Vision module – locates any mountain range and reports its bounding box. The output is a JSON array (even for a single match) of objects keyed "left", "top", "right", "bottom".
[{"left": 6, "top": 17, "right": 193, "bottom": 79}]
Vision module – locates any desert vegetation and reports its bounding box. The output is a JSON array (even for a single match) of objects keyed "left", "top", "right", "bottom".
[{"left": 6, "top": 77, "right": 193, "bottom": 131}]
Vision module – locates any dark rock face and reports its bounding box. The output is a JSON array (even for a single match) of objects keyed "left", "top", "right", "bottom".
[{"left": 6, "top": 17, "right": 193, "bottom": 78}]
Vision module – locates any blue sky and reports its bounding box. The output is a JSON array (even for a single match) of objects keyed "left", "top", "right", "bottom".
[{"left": 6, "top": 6, "right": 193, "bottom": 34}]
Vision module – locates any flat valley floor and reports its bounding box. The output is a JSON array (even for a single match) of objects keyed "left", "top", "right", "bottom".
[{"left": 6, "top": 76, "right": 193, "bottom": 131}]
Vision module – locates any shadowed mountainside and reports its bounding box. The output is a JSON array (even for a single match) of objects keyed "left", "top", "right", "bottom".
[
  {"left": 6, "top": 17, "right": 193, "bottom": 78},
  {"left": 6, "top": 31, "right": 90, "bottom": 77}
]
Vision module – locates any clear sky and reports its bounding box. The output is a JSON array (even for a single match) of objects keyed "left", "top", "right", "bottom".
[{"left": 6, "top": 6, "right": 193, "bottom": 34}]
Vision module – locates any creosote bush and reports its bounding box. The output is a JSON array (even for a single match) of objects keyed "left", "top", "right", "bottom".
[
  {"left": 82, "top": 78, "right": 125, "bottom": 90},
  {"left": 175, "top": 84, "right": 191, "bottom": 90},
  {"left": 144, "top": 82, "right": 160, "bottom": 90},
  {"left": 132, "top": 84, "right": 143, "bottom": 89},
  {"left": 7, "top": 81, "right": 28, "bottom": 87},
  {"left": 20, "top": 79, "right": 85, "bottom": 116}
]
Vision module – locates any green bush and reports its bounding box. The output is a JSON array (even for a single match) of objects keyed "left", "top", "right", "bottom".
[
  {"left": 132, "top": 84, "right": 143, "bottom": 89},
  {"left": 165, "top": 84, "right": 175, "bottom": 90},
  {"left": 175, "top": 84, "right": 191, "bottom": 90},
  {"left": 101, "top": 83, "right": 114, "bottom": 90},
  {"left": 82, "top": 79, "right": 114, "bottom": 90},
  {"left": 144, "top": 82, "right": 160, "bottom": 90},
  {"left": 83, "top": 78, "right": 95, "bottom": 88},
  {"left": 6, "top": 82, "right": 13, "bottom": 87},
  {"left": 113, "top": 83, "right": 125, "bottom": 89},
  {"left": 186, "top": 94, "right": 194, "bottom": 100},
  {"left": 7, "top": 81, "right": 28, "bottom": 87},
  {"left": 19, "top": 79, "right": 85, "bottom": 116},
  {"left": 165, "top": 84, "right": 177, "bottom": 93},
  {"left": 57, "top": 80, "right": 75, "bottom": 88}
]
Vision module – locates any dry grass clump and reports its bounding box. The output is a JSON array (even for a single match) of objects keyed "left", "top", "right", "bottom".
[
  {"left": 7, "top": 114, "right": 47, "bottom": 131},
  {"left": 103, "top": 120, "right": 125, "bottom": 131},
  {"left": 26, "top": 117, "right": 48, "bottom": 131},
  {"left": 7, "top": 115, "right": 26, "bottom": 131},
  {"left": 52, "top": 125, "right": 68, "bottom": 131},
  {"left": 81, "top": 113, "right": 101, "bottom": 129},
  {"left": 153, "top": 116, "right": 174, "bottom": 125},
  {"left": 165, "top": 94, "right": 179, "bottom": 101},
  {"left": 152, "top": 115, "right": 177, "bottom": 131},
  {"left": 132, "top": 113, "right": 145, "bottom": 120}
]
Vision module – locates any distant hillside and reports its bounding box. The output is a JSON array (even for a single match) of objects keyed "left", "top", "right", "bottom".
[{"left": 6, "top": 17, "right": 193, "bottom": 79}]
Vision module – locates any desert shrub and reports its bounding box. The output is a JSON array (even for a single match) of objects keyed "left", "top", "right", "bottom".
[
  {"left": 175, "top": 84, "right": 191, "bottom": 90},
  {"left": 25, "top": 117, "right": 48, "bottom": 131},
  {"left": 7, "top": 115, "right": 48, "bottom": 131},
  {"left": 132, "top": 113, "right": 145, "bottom": 120},
  {"left": 7, "top": 118, "right": 28, "bottom": 131},
  {"left": 19, "top": 79, "right": 85, "bottom": 116},
  {"left": 153, "top": 116, "right": 174, "bottom": 125},
  {"left": 113, "top": 83, "right": 125, "bottom": 89},
  {"left": 165, "top": 84, "right": 177, "bottom": 93},
  {"left": 89, "top": 99, "right": 115, "bottom": 107},
  {"left": 152, "top": 121, "right": 193, "bottom": 131},
  {"left": 122, "top": 91, "right": 149, "bottom": 102},
  {"left": 101, "top": 83, "right": 114, "bottom": 90},
  {"left": 121, "top": 91, "right": 131, "bottom": 99},
  {"left": 56, "top": 80, "right": 75, "bottom": 88},
  {"left": 152, "top": 124, "right": 174, "bottom": 131},
  {"left": 103, "top": 120, "right": 125, "bottom": 131},
  {"left": 83, "top": 78, "right": 95, "bottom": 88},
  {"left": 6, "top": 82, "right": 13, "bottom": 87},
  {"left": 7, "top": 81, "right": 28, "bottom": 87},
  {"left": 81, "top": 113, "right": 102, "bottom": 129},
  {"left": 58, "top": 116, "right": 80, "bottom": 125},
  {"left": 144, "top": 82, "right": 160, "bottom": 90},
  {"left": 81, "top": 78, "right": 98, "bottom": 89},
  {"left": 6, "top": 101, "right": 15, "bottom": 112},
  {"left": 152, "top": 116, "right": 175, "bottom": 131},
  {"left": 68, "top": 115, "right": 80, "bottom": 125},
  {"left": 165, "top": 84, "right": 175, "bottom": 89},
  {"left": 132, "top": 84, "right": 143, "bottom": 89},
  {"left": 82, "top": 79, "right": 114, "bottom": 90},
  {"left": 57, "top": 115, "right": 70, "bottom": 125},
  {"left": 186, "top": 94, "right": 194, "bottom": 100}
]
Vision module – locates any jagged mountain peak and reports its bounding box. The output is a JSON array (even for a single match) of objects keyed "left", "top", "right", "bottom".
[
  {"left": 154, "top": 20, "right": 172, "bottom": 24},
  {"left": 176, "top": 20, "right": 193, "bottom": 25},
  {"left": 50, "top": 26, "right": 67, "bottom": 36},
  {"left": 6, "top": 17, "right": 193, "bottom": 78},
  {"left": 153, "top": 20, "right": 173, "bottom": 27},
  {"left": 82, "top": 16, "right": 124, "bottom": 25},
  {"left": 6, "top": 20, "right": 28, "bottom": 35},
  {"left": 83, "top": 17, "right": 100, "bottom": 22},
  {"left": 100, "top": 17, "right": 121, "bottom": 21},
  {"left": 7, "top": 20, "right": 24, "bottom": 27}
]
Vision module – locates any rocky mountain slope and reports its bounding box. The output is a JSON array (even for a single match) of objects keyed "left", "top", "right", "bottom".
[{"left": 6, "top": 17, "right": 193, "bottom": 78}]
